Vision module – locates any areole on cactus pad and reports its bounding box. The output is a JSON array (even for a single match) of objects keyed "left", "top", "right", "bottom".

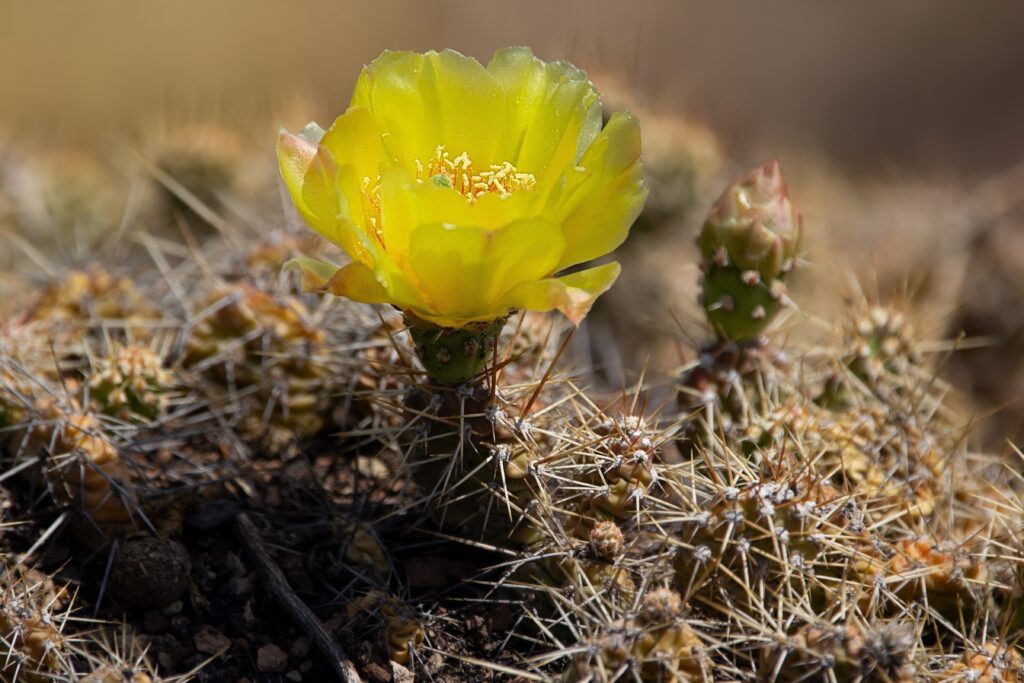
[{"left": 277, "top": 47, "right": 646, "bottom": 383}]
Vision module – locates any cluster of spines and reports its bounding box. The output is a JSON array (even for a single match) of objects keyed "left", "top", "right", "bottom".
[
  {"left": 0, "top": 564, "right": 69, "bottom": 683},
  {"left": 182, "top": 282, "right": 332, "bottom": 450},
  {"left": 1, "top": 150, "right": 1022, "bottom": 683}
]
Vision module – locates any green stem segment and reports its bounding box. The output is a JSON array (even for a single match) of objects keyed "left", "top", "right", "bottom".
[
  {"left": 404, "top": 313, "right": 507, "bottom": 385},
  {"left": 701, "top": 265, "right": 785, "bottom": 342}
]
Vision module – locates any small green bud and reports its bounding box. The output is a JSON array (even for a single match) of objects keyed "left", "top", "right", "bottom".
[
  {"left": 698, "top": 160, "right": 800, "bottom": 281},
  {"left": 698, "top": 161, "right": 801, "bottom": 341}
]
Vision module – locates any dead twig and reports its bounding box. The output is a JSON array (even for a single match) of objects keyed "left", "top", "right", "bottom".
[{"left": 235, "top": 511, "right": 363, "bottom": 683}]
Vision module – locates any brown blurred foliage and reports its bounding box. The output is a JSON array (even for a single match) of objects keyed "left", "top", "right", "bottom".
[
  {"left": 1, "top": 1, "right": 1022, "bottom": 447},
  {"left": 1, "top": 1, "right": 1022, "bottom": 176}
]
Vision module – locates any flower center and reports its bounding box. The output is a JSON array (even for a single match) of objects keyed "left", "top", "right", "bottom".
[
  {"left": 414, "top": 145, "right": 536, "bottom": 203},
  {"left": 358, "top": 146, "right": 536, "bottom": 248}
]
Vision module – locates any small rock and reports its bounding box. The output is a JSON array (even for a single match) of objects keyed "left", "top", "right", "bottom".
[
  {"left": 257, "top": 644, "right": 288, "bottom": 673},
  {"left": 289, "top": 636, "right": 312, "bottom": 659},
  {"left": 162, "top": 600, "right": 184, "bottom": 616},
  {"left": 157, "top": 651, "right": 174, "bottom": 670},
  {"left": 363, "top": 662, "right": 390, "bottom": 683},
  {"left": 299, "top": 660, "right": 313, "bottom": 673},
  {"left": 355, "top": 455, "right": 389, "bottom": 479},
  {"left": 425, "top": 652, "right": 444, "bottom": 674},
  {"left": 170, "top": 615, "right": 192, "bottom": 638},
  {"left": 392, "top": 662, "right": 415, "bottom": 683},
  {"left": 193, "top": 626, "right": 231, "bottom": 655},
  {"left": 286, "top": 672, "right": 302, "bottom": 682}
]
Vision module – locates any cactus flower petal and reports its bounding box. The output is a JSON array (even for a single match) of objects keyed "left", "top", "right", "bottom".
[
  {"left": 284, "top": 257, "right": 391, "bottom": 304},
  {"left": 406, "top": 218, "right": 566, "bottom": 328},
  {"left": 554, "top": 111, "right": 647, "bottom": 269},
  {"left": 504, "top": 261, "right": 621, "bottom": 325}
]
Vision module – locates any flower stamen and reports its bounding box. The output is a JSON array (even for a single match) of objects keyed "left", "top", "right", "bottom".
[{"left": 416, "top": 145, "right": 536, "bottom": 203}]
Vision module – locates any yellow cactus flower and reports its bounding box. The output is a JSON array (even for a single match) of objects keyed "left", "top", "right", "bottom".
[{"left": 278, "top": 47, "right": 646, "bottom": 331}]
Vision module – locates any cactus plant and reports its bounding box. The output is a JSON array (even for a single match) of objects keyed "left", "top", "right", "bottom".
[
  {"left": 87, "top": 344, "right": 173, "bottom": 421},
  {"left": 15, "top": 400, "right": 138, "bottom": 548},
  {"left": 19, "top": 266, "right": 155, "bottom": 328},
  {"left": 346, "top": 591, "right": 424, "bottom": 666},
  {"left": 184, "top": 283, "right": 331, "bottom": 447},
  {"left": 565, "top": 588, "right": 707, "bottom": 682},
  {"left": 0, "top": 565, "right": 69, "bottom": 683},
  {"left": 761, "top": 621, "right": 917, "bottom": 683}
]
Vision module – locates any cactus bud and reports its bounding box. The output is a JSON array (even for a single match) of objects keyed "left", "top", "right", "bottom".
[
  {"left": 640, "top": 587, "right": 684, "bottom": 624},
  {"left": 589, "top": 520, "right": 625, "bottom": 560},
  {"left": 698, "top": 161, "right": 801, "bottom": 341}
]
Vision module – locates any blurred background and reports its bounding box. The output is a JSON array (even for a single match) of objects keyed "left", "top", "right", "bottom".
[{"left": 1, "top": 0, "right": 1022, "bottom": 445}]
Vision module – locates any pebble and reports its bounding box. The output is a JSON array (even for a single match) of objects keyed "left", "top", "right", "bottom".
[
  {"left": 392, "top": 662, "right": 415, "bottom": 683},
  {"left": 193, "top": 626, "right": 231, "bottom": 655},
  {"left": 363, "top": 662, "right": 390, "bottom": 683},
  {"left": 162, "top": 600, "right": 184, "bottom": 616},
  {"left": 426, "top": 652, "right": 445, "bottom": 674},
  {"left": 289, "top": 636, "right": 312, "bottom": 659},
  {"left": 256, "top": 643, "right": 288, "bottom": 673}
]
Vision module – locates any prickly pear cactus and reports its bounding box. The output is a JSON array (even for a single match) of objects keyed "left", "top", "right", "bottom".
[
  {"left": 403, "top": 380, "right": 550, "bottom": 546},
  {"left": 0, "top": 566, "right": 68, "bottom": 683},
  {"left": 673, "top": 466, "right": 865, "bottom": 609},
  {"left": 565, "top": 588, "right": 708, "bottom": 682},
  {"left": 20, "top": 266, "right": 155, "bottom": 328},
  {"left": 697, "top": 161, "right": 801, "bottom": 342},
  {"left": 761, "top": 621, "right": 917, "bottom": 682},
  {"left": 852, "top": 536, "right": 986, "bottom": 618},
  {"left": 184, "top": 284, "right": 330, "bottom": 447},
  {"left": 17, "top": 401, "right": 137, "bottom": 547},
  {"left": 945, "top": 642, "right": 1024, "bottom": 682},
  {"left": 87, "top": 344, "right": 173, "bottom": 421},
  {"left": 572, "top": 414, "right": 662, "bottom": 529},
  {"left": 844, "top": 303, "right": 923, "bottom": 394}
]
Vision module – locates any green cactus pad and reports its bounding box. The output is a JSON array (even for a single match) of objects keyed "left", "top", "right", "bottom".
[
  {"left": 701, "top": 266, "right": 784, "bottom": 342},
  {"left": 405, "top": 314, "right": 506, "bottom": 385}
]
